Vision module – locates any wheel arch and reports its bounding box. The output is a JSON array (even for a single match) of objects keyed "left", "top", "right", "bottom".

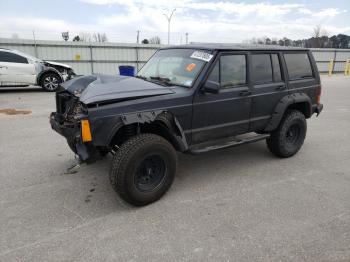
[
  {"left": 265, "top": 93, "right": 312, "bottom": 132},
  {"left": 108, "top": 111, "right": 189, "bottom": 152},
  {"left": 37, "top": 68, "right": 63, "bottom": 85}
]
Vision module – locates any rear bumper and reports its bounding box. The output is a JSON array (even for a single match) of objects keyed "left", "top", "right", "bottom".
[{"left": 313, "top": 103, "right": 323, "bottom": 116}]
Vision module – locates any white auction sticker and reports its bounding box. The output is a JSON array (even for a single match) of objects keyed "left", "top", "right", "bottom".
[{"left": 190, "top": 51, "right": 213, "bottom": 62}]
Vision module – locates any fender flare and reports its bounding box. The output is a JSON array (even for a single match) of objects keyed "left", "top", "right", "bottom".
[
  {"left": 107, "top": 110, "right": 189, "bottom": 152},
  {"left": 264, "top": 93, "right": 312, "bottom": 132},
  {"left": 37, "top": 67, "right": 63, "bottom": 85}
]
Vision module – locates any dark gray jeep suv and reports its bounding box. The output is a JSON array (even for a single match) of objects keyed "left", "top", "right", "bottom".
[{"left": 50, "top": 44, "right": 323, "bottom": 206}]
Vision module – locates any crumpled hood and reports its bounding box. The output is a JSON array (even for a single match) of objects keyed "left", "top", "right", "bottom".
[
  {"left": 44, "top": 61, "right": 72, "bottom": 69},
  {"left": 61, "top": 74, "right": 175, "bottom": 104}
]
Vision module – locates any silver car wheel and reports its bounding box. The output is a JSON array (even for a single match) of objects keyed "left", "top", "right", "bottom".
[{"left": 43, "top": 76, "right": 59, "bottom": 91}]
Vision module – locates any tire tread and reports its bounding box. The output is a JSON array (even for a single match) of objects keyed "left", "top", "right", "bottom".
[
  {"left": 267, "top": 109, "right": 306, "bottom": 158},
  {"left": 110, "top": 133, "right": 176, "bottom": 206}
]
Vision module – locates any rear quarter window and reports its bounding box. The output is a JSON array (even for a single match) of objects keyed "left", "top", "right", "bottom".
[{"left": 284, "top": 53, "right": 313, "bottom": 80}]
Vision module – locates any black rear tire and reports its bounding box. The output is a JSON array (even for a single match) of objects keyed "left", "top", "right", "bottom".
[
  {"left": 40, "top": 72, "right": 62, "bottom": 92},
  {"left": 266, "top": 110, "right": 307, "bottom": 158},
  {"left": 109, "top": 134, "right": 177, "bottom": 206}
]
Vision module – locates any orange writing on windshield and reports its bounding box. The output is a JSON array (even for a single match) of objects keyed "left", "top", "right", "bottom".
[{"left": 186, "top": 63, "right": 196, "bottom": 72}]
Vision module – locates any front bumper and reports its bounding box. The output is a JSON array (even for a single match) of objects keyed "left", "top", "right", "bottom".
[
  {"left": 50, "top": 112, "right": 91, "bottom": 161},
  {"left": 50, "top": 112, "right": 78, "bottom": 139}
]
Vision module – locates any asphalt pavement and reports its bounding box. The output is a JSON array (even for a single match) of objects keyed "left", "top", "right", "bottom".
[{"left": 0, "top": 75, "right": 349, "bottom": 262}]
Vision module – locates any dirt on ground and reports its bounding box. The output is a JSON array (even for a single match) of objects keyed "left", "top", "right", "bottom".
[{"left": 0, "top": 108, "right": 32, "bottom": 115}]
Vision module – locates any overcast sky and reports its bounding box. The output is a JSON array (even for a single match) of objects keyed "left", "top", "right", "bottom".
[{"left": 0, "top": 0, "right": 349, "bottom": 44}]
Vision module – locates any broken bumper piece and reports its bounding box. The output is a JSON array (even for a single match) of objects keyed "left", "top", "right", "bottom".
[{"left": 50, "top": 112, "right": 92, "bottom": 161}]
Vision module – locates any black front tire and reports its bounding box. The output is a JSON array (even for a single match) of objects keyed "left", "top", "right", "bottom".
[
  {"left": 40, "top": 72, "right": 62, "bottom": 92},
  {"left": 110, "top": 134, "right": 177, "bottom": 206},
  {"left": 267, "top": 110, "right": 307, "bottom": 158}
]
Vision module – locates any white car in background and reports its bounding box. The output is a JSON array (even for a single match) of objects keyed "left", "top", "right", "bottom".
[{"left": 0, "top": 48, "right": 76, "bottom": 91}]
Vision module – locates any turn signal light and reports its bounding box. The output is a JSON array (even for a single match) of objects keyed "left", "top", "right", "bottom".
[
  {"left": 81, "top": 119, "right": 92, "bottom": 142},
  {"left": 316, "top": 86, "right": 322, "bottom": 104}
]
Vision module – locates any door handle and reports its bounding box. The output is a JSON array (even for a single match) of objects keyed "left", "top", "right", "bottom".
[
  {"left": 239, "top": 90, "right": 251, "bottom": 96},
  {"left": 0, "top": 66, "right": 8, "bottom": 69},
  {"left": 275, "top": 85, "right": 286, "bottom": 90}
]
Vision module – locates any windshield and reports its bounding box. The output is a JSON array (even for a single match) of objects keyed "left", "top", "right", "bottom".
[{"left": 137, "top": 49, "right": 213, "bottom": 87}]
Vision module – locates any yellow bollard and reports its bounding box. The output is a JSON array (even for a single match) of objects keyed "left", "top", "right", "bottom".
[
  {"left": 345, "top": 59, "right": 350, "bottom": 76},
  {"left": 328, "top": 59, "right": 334, "bottom": 76}
]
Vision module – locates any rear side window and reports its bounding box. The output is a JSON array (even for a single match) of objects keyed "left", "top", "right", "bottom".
[
  {"left": 0, "top": 51, "right": 28, "bottom": 64},
  {"left": 252, "top": 54, "right": 272, "bottom": 84},
  {"left": 284, "top": 53, "right": 313, "bottom": 80},
  {"left": 271, "top": 54, "right": 282, "bottom": 82},
  {"left": 252, "top": 53, "right": 282, "bottom": 84}
]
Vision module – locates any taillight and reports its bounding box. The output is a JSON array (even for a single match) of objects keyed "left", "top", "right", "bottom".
[{"left": 316, "top": 85, "right": 322, "bottom": 104}]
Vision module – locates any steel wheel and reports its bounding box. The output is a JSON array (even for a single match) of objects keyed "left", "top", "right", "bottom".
[
  {"left": 135, "top": 155, "right": 166, "bottom": 192},
  {"left": 285, "top": 124, "right": 301, "bottom": 145}
]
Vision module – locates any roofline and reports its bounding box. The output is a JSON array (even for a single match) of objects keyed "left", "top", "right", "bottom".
[{"left": 160, "top": 44, "right": 309, "bottom": 51}]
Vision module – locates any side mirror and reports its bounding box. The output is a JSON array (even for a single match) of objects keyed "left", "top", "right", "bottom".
[{"left": 203, "top": 80, "right": 220, "bottom": 94}]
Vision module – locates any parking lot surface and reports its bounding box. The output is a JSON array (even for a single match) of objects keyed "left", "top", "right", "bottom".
[{"left": 0, "top": 76, "right": 350, "bottom": 262}]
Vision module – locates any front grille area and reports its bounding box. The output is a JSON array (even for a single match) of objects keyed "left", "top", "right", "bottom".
[
  {"left": 55, "top": 91, "right": 86, "bottom": 124},
  {"left": 56, "top": 91, "right": 72, "bottom": 114}
]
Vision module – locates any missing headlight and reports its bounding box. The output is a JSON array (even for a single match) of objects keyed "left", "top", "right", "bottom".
[{"left": 72, "top": 102, "right": 87, "bottom": 115}]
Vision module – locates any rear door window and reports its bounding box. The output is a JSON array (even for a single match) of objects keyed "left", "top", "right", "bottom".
[
  {"left": 251, "top": 54, "right": 273, "bottom": 84},
  {"left": 0, "top": 51, "right": 28, "bottom": 64},
  {"left": 271, "top": 54, "right": 282, "bottom": 82},
  {"left": 251, "top": 53, "right": 283, "bottom": 84},
  {"left": 284, "top": 53, "right": 313, "bottom": 80}
]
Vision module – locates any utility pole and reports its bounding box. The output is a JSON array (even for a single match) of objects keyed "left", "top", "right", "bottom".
[
  {"left": 32, "top": 30, "right": 38, "bottom": 57},
  {"left": 163, "top": 9, "right": 176, "bottom": 45},
  {"left": 185, "top": 32, "right": 188, "bottom": 44},
  {"left": 136, "top": 30, "right": 140, "bottom": 44}
]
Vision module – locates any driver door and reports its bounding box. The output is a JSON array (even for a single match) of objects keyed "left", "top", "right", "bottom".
[{"left": 191, "top": 52, "right": 252, "bottom": 144}]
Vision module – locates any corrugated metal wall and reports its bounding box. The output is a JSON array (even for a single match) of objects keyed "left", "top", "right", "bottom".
[
  {"left": 1, "top": 38, "right": 350, "bottom": 74},
  {"left": 311, "top": 49, "right": 350, "bottom": 73},
  {"left": 0, "top": 38, "right": 161, "bottom": 75}
]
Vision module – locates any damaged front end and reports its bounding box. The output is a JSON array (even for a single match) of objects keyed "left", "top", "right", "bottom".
[
  {"left": 50, "top": 74, "right": 178, "bottom": 161},
  {"left": 50, "top": 90, "right": 99, "bottom": 162}
]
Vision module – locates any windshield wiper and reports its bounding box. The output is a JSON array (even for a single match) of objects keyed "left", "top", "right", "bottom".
[
  {"left": 136, "top": 75, "right": 173, "bottom": 86},
  {"left": 135, "top": 75, "right": 147, "bottom": 80},
  {"left": 138, "top": 75, "right": 188, "bottom": 88},
  {"left": 149, "top": 76, "right": 173, "bottom": 86},
  {"left": 150, "top": 76, "right": 171, "bottom": 82}
]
